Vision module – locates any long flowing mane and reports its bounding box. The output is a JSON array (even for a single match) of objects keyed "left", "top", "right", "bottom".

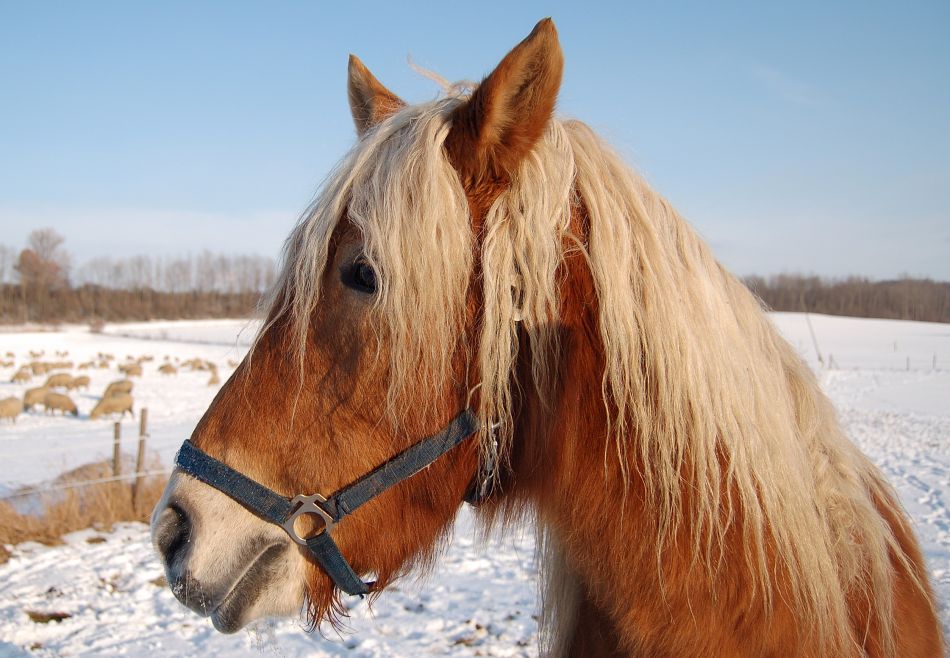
[{"left": 261, "top": 94, "right": 920, "bottom": 654}]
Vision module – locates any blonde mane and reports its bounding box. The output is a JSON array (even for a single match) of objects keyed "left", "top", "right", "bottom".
[{"left": 262, "top": 96, "right": 915, "bottom": 655}]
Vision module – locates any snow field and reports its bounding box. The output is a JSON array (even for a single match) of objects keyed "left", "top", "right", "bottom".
[{"left": 0, "top": 314, "right": 947, "bottom": 655}]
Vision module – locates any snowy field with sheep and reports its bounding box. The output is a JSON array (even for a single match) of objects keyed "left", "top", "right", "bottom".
[{"left": 0, "top": 313, "right": 947, "bottom": 656}]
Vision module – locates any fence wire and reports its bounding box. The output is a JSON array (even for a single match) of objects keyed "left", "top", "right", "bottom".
[{"left": 1, "top": 468, "right": 171, "bottom": 501}]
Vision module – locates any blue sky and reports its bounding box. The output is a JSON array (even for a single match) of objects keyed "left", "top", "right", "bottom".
[{"left": 1, "top": 1, "right": 948, "bottom": 279}]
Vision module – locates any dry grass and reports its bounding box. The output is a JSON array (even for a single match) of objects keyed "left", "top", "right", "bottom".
[
  {"left": 0, "top": 458, "right": 168, "bottom": 562},
  {"left": 25, "top": 610, "right": 72, "bottom": 623}
]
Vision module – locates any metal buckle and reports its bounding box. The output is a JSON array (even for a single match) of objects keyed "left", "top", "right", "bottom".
[
  {"left": 281, "top": 493, "right": 335, "bottom": 546},
  {"left": 474, "top": 421, "right": 500, "bottom": 501}
]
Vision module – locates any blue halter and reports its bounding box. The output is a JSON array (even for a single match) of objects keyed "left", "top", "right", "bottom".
[{"left": 174, "top": 409, "right": 479, "bottom": 597}]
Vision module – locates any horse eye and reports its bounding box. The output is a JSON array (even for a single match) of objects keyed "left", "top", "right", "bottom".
[{"left": 342, "top": 259, "right": 377, "bottom": 294}]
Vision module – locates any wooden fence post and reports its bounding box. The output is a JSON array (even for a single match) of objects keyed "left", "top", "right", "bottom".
[
  {"left": 132, "top": 409, "right": 149, "bottom": 509},
  {"left": 804, "top": 313, "right": 824, "bottom": 367},
  {"left": 112, "top": 422, "right": 121, "bottom": 477}
]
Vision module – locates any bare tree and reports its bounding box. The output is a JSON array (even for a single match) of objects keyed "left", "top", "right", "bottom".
[
  {"left": 76, "top": 256, "right": 115, "bottom": 287},
  {"left": 0, "top": 244, "right": 14, "bottom": 285},
  {"left": 28, "top": 229, "right": 64, "bottom": 261},
  {"left": 26, "top": 228, "right": 71, "bottom": 283}
]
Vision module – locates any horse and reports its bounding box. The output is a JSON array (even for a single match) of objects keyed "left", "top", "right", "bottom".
[{"left": 151, "top": 19, "right": 943, "bottom": 657}]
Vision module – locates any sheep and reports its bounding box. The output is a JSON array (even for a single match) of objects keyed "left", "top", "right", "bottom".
[
  {"left": 118, "top": 363, "right": 142, "bottom": 377},
  {"left": 102, "top": 380, "right": 133, "bottom": 398},
  {"left": 23, "top": 386, "right": 49, "bottom": 411},
  {"left": 4, "top": 351, "right": 14, "bottom": 358},
  {"left": 158, "top": 364, "right": 178, "bottom": 376},
  {"left": 0, "top": 397, "right": 22, "bottom": 423},
  {"left": 182, "top": 358, "right": 215, "bottom": 371},
  {"left": 43, "top": 392, "right": 78, "bottom": 416},
  {"left": 207, "top": 371, "right": 221, "bottom": 386},
  {"left": 69, "top": 375, "right": 91, "bottom": 390},
  {"left": 29, "top": 350, "right": 43, "bottom": 358},
  {"left": 11, "top": 368, "right": 31, "bottom": 383},
  {"left": 78, "top": 361, "right": 95, "bottom": 370},
  {"left": 45, "top": 373, "right": 74, "bottom": 389},
  {"left": 90, "top": 393, "right": 133, "bottom": 420},
  {"left": 55, "top": 350, "right": 69, "bottom": 357},
  {"left": 29, "top": 361, "right": 49, "bottom": 375}
]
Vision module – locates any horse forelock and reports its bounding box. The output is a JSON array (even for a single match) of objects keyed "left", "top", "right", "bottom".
[{"left": 256, "top": 92, "right": 917, "bottom": 655}]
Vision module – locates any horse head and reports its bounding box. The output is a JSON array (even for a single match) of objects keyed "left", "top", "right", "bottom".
[{"left": 151, "top": 19, "right": 565, "bottom": 634}]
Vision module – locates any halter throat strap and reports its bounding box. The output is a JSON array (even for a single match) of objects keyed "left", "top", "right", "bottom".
[{"left": 174, "top": 409, "right": 479, "bottom": 597}]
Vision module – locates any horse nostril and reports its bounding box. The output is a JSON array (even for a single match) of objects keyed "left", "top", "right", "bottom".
[{"left": 155, "top": 503, "right": 191, "bottom": 567}]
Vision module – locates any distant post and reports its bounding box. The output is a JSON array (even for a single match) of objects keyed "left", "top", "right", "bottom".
[
  {"left": 804, "top": 313, "right": 824, "bottom": 367},
  {"left": 112, "top": 422, "right": 121, "bottom": 477},
  {"left": 132, "top": 409, "right": 149, "bottom": 509}
]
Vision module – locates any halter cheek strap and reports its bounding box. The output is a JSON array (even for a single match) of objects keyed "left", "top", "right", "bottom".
[{"left": 174, "top": 409, "right": 479, "bottom": 597}]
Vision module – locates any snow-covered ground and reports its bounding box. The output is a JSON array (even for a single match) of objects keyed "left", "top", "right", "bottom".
[
  {"left": 0, "top": 512, "right": 538, "bottom": 658},
  {"left": 0, "top": 314, "right": 947, "bottom": 655},
  {"left": 0, "top": 321, "right": 257, "bottom": 494}
]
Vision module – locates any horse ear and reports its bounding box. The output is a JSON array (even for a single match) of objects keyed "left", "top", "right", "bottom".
[
  {"left": 446, "top": 18, "right": 564, "bottom": 181},
  {"left": 347, "top": 55, "right": 406, "bottom": 136}
]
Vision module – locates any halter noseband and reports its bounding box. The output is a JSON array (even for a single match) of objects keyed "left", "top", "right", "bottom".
[{"left": 174, "top": 409, "right": 479, "bottom": 597}]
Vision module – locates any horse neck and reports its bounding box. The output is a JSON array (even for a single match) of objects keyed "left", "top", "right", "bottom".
[
  {"left": 494, "top": 218, "right": 640, "bottom": 656},
  {"left": 508, "top": 249, "right": 620, "bottom": 510},
  {"left": 496, "top": 198, "right": 749, "bottom": 656}
]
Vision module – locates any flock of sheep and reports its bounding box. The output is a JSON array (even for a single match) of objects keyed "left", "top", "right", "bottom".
[{"left": 0, "top": 349, "right": 234, "bottom": 423}]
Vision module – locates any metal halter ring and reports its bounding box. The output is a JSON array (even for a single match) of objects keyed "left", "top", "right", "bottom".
[{"left": 280, "top": 493, "right": 336, "bottom": 545}]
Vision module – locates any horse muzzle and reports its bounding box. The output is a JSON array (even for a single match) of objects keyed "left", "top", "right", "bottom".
[{"left": 150, "top": 472, "right": 308, "bottom": 633}]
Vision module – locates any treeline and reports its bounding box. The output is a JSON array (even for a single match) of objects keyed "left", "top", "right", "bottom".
[
  {"left": 74, "top": 252, "right": 274, "bottom": 294},
  {"left": 744, "top": 275, "right": 950, "bottom": 323},
  {"left": 0, "top": 229, "right": 275, "bottom": 324},
  {"left": 3, "top": 230, "right": 949, "bottom": 325},
  {"left": 0, "top": 284, "right": 267, "bottom": 324}
]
